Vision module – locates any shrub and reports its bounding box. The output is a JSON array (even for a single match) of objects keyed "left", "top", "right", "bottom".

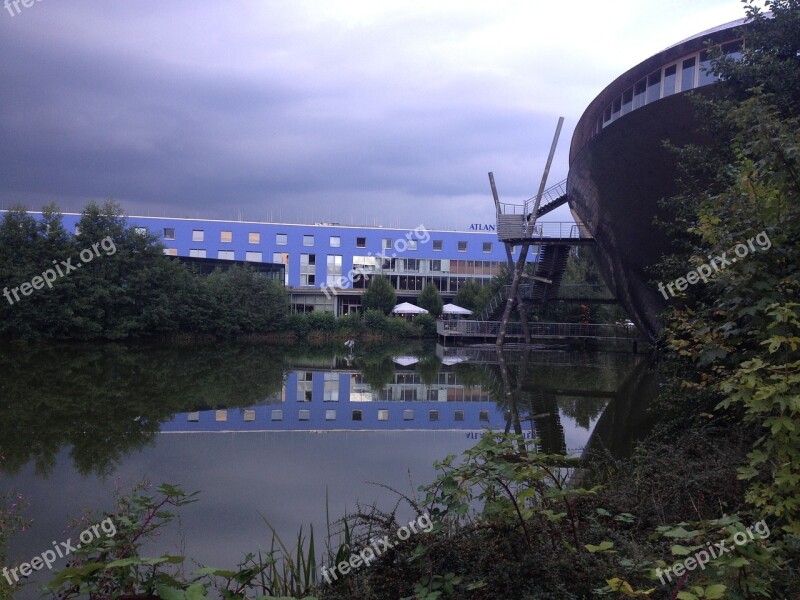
[
  {"left": 306, "top": 310, "right": 337, "bottom": 332},
  {"left": 364, "top": 309, "right": 389, "bottom": 332},
  {"left": 414, "top": 313, "right": 437, "bottom": 337},
  {"left": 336, "top": 312, "right": 365, "bottom": 335},
  {"left": 285, "top": 313, "right": 311, "bottom": 337}
]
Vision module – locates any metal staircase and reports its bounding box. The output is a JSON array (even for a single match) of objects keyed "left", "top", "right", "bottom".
[
  {"left": 532, "top": 179, "right": 568, "bottom": 219},
  {"left": 527, "top": 244, "right": 570, "bottom": 302},
  {"left": 476, "top": 243, "right": 571, "bottom": 321},
  {"left": 478, "top": 284, "right": 533, "bottom": 321}
]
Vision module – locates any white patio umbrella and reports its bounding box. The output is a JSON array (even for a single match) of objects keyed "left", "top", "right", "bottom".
[
  {"left": 392, "top": 356, "right": 419, "bottom": 366},
  {"left": 391, "top": 302, "right": 429, "bottom": 315},
  {"left": 441, "top": 355, "right": 467, "bottom": 365},
  {"left": 442, "top": 303, "right": 472, "bottom": 316}
]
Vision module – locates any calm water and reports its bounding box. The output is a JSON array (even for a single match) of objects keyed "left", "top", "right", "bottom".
[{"left": 0, "top": 341, "right": 653, "bottom": 597}]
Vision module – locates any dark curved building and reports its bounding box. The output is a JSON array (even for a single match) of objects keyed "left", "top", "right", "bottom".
[{"left": 567, "top": 19, "right": 746, "bottom": 341}]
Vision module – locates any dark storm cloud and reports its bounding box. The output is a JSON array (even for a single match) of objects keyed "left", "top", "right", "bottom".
[{"left": 0, "top": 0, "right": 740, "bottom": 226}]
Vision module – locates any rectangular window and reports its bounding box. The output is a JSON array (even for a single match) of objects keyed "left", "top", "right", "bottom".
[
  {"left": 187, "top": 412, "right": 199, "bottom": 422},
  {"left": 215, "top": 410, "right": 228, "bottom": 422},
  {"left": 163, "top": 248, "right": 178, "bottom": 256},
  {"left": 382, "top": 238, "right": 392, "bottom": 250},
  {"left": 432, "top": 240, "right": 443, "bottom": 251},
  {"left": 603, "top": 105, "right": 612, "bottom": 126},
  {"left": 429, "top": 410, "right": 439, "bottom": 422},
  {"left": 356, "top": 237, "right": 366, "bottom": 248},
  {"left": 353, "top": 256, "right": 377, "bottom": 270},
  {"left": 325, "top": 410, "right": 337, "bottom": 421},
  {"left": 299, "top": 410, "right": 310, "bottom": 421},
  {"left": 621, "top": 88, "right": 633, "bottom": 115},
  {"left": 273, "top": 252, "right": 289, "bottom": 286},
  {"left": 135, "top": 227, "right": 148, "bottom": 236},
  {"left": 681, "top": 56, "right": 697, "bottom": 91},
  {"left": 352, "top": 410, "right": 363, "bottom": 421},
  {"left": 303, "top": 235, "right": 314, "bottom": 247},
  {"left": 276, "top": 233, "right": 287, "bottom": 246},
  {"left": 271, "top": 410, "right": 283, "bottom": 421},
  {"left": 192, "top": 229, "right": 204, "bottom": 242},
  {"left": 407, "top": 240, "right": 417, "bottom": 250},
  {"left": 646, "top": 70, "right": 662, "bottom": 103},
  {"left": 404, "top": 258, "right": 420, "bottom": 272},
  {"left": 378, "top": 409, "right": 389, "bottom": 421},
  {"left": 479, "top": 410, "right": 490, "bottom": 422},
  {"left": 248, "top": 232, "right": 260, "bottom": 244},
  {"left": 430, "top": 259, "right": 442, "bottom": 272},
  {"left": 220, "top": 231, "right": 232, "bottom": 243},
  {"left": 243, "top": 409, "right": 256, "bottom": 422},
  {"left": 329, "top": 236, "right": 340, "bottom": 248},
  {"left": 324, "top": 372, "right": 339, "bottom": 401},
  {"left": 403, "top": 409, "right": 414, "bottom": 421},
  {"left": 482, "top": 242, "right": 492, "bottom": 253},
  {"left": 245, "top": 251, "right": 262, "bottom": 262},
  {"left": 301, "top": 254, "right": 316, "bottom": 286},
  {"left": 458, "top": 241, "right": 467, "bottom": 252},
  {"left": 326, "top": 255, "right": 343, "bottom": 286},
  {"left": 189, "top": 249, "right": 207, "bottom": 258},
  {"left": 454, "top": 410, "right": 464, "bottom": 422},
  {"left": 218, "top": 250, "right": 235, "bottom": 260},
  {"left": 698, "top": 50, "right": 717, "bottom": 86},
  {"left": 633, "top": 78, "right": 646, "bottom": 109},
  {"left": 663, "top": 64, "right": 677, "bottom": 97},
  {"left": 164, "top": 228, "right": 175, "bottom": 240},
  {"left": 611, "top": 96, "right": 622, "bottom": 121}
]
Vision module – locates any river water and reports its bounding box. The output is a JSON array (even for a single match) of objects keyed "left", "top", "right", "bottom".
[{"left": 0, "top": 340, "right": 654, "bottom": 597}]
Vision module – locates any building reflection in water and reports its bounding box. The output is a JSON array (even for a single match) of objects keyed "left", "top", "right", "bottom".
[{"left": 163, "top": 347, "right": 630, "bottom": 457}]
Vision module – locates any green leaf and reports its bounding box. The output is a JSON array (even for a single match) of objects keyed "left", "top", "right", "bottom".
[
  {"left": 585, "top": 541, "right": 614, "bottom": 553},
  {"left": 704, "top": 584, "right": 727, "bottom": 599},
  {"left": 671, "top": 544, "right": 697, "bottom": 556}
]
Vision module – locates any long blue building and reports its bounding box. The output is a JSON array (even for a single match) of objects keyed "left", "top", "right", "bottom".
[{"left": 34, "top": 212, "right": 538, "bottom": 314}]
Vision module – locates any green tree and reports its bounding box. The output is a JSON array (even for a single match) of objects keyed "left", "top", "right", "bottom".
[
  {"left": 651, "top": 0, "right": 800, "bottom": 544},
  {"left": 417, "top": 281, "right": 443, "bottom": 317},
  {"left": 361, "top": 275, "right": 396, "bottom": 315},
  {"left": 453, "top": 280, "right": 484, "bottom": 312}
]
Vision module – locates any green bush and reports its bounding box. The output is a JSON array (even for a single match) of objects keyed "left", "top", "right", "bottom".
[
  {"left": 414, "top": 313, "right": 437, "bottom": 337},
  {"left": 306, "top": 310, "right": 337, "bottom": 332},
  {"left": 336, "top": 312, "right": 365, "bottom": 335},
  {"left": 364, "top": 309, "right": 389, "bottom": 332},
  {"left": 385, "top": 316, "right": 416, "bottom": 337},
  {"left": 285, "top": 313, "right": 311, "bottom": 337}
]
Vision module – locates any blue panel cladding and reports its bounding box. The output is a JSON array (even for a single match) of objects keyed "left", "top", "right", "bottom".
[{"left": 42, "top": 213, "right": 538, "bottom": 288}]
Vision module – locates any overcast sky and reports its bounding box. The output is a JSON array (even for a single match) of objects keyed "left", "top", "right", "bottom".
[{"left": 0, "top": 0, "right": 744, "bottom": 230}]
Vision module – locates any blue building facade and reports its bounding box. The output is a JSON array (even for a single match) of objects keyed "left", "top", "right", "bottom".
[{"left": 46, "top": 213, "right": 537, "bottom": 314}]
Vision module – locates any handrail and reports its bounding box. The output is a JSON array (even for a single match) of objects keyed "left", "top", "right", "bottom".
[
  {"left": 495, "top": 179, "right": 568, "bottom": 217},
  {"left": 437, "top": 320, "right": 638, "bottom": 339}
]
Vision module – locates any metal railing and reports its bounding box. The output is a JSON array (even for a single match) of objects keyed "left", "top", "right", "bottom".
[
  {"left": 494, "top": 220, "right": 592, "bottom": 241},
  {"left": 497, "top": 178, "right": 567, "bottom": 217},
  {"left": 437, "top": 320, "right": 638, "bottom": 339}
]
